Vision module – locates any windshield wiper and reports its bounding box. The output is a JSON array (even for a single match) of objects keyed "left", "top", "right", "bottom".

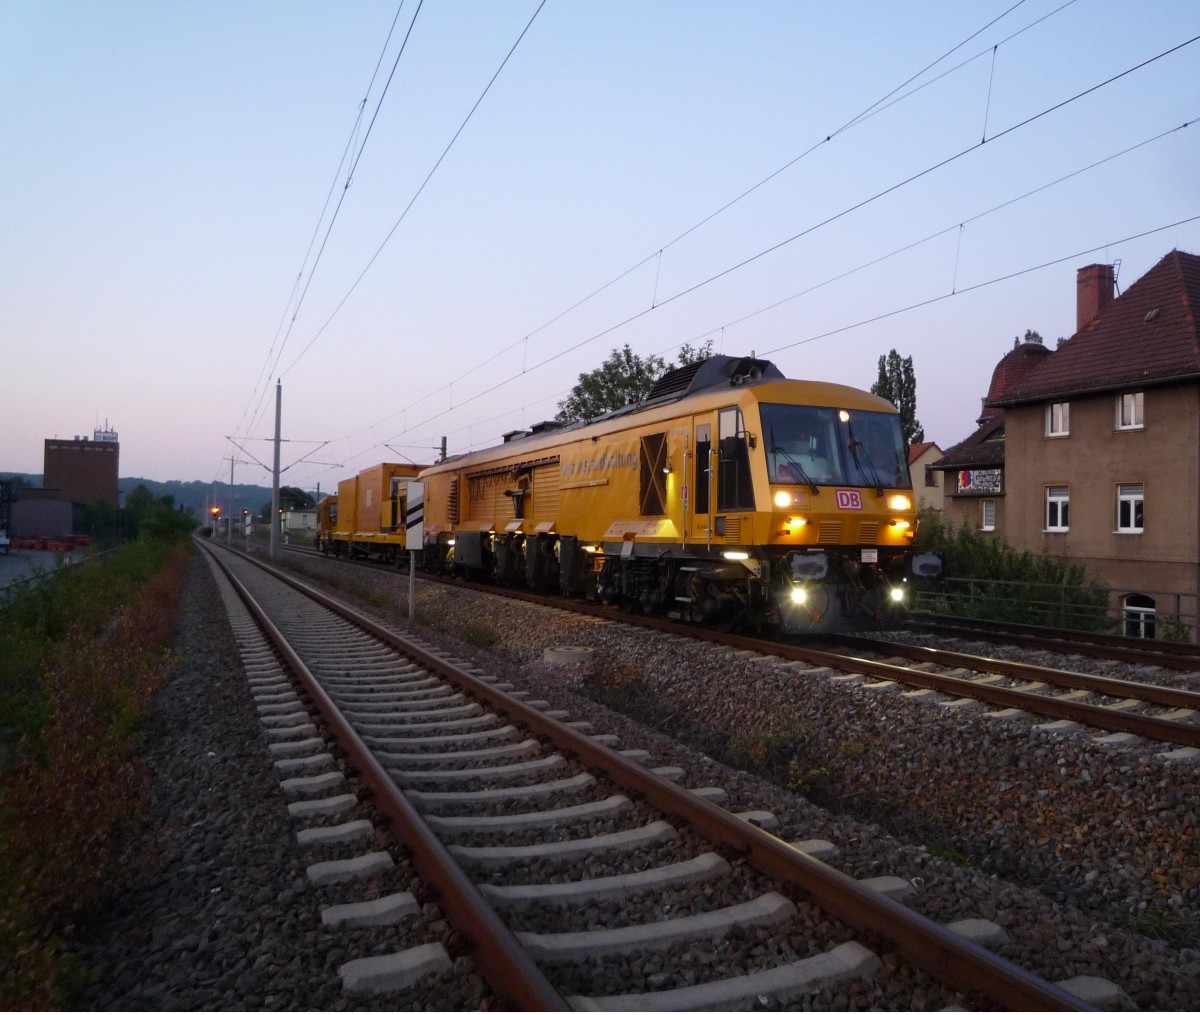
[
  {"left": 847, "top": 429, "right": 884, "bottom": 497},
  {"left": 770, "top": 445, "right": 819, "bottom": 494}
]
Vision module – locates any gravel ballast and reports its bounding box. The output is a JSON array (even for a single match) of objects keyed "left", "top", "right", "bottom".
[{"left": 74, "top": 547, "right": 1200, "bottom": 1009}]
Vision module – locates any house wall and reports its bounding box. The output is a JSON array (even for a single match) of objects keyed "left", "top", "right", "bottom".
[
  {"left": 1003, "top": 383, "right": 1200, "bottom": 625},
  {"left": 941, "top": 477, "right": 1006, "bottom": 536},
  {"left": 911, "top": 447, "right": 945, "bottom": 512},
  {"left": 283, "top": 509, "right": 317, "bottom": 532}
]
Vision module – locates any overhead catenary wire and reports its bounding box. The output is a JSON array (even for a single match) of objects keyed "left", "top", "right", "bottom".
[
  {"left": 666, "top": 116, "right": 1197, "bottom": 356},
  {"left": 759, "top": 213, "right": 1200, "bottom": 359},
  {"left": 309, "top": 0, "right": 1081, "bottom": 461},
  {"left": 217, "top": 0, "right": 416, "bottom": 484},
  {"left": 241, "top": 0, "right": 427, "bottom": 445},
  {"left": 277, "top": 0, "right": 549, "bottom": 379},
  {"left": 314, "top": 38, "right": 1199, "bottom": 474},
  {"left": 322, "top": 212, "right": 1200, "bottom": 482}
]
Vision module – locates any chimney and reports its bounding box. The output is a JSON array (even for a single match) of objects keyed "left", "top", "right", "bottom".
[{"left": 1076, "top": 263, "right": 1114, "bottom": 332}]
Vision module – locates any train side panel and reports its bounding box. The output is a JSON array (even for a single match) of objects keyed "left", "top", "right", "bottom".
[
  {"left": 334, "top": 477, "right": 359, "bottom": 543},
  {"left": 355, "top": 464, "right": 425, "bottom": 540},
  {"left": 315, "top": 494, "right": 338, "bottom": 552}
]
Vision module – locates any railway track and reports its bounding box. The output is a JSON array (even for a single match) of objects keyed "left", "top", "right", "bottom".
[
  {"left": 909, "top": 613, "right": 1200, "bottom": 672},
  {"left": 279, "top": 542, "right": 1200, "bottom": 752},
  {"left": 812, "top": 634, "right": 1200, "bottom": 754},
  {"left": 199, "top": 539, "right": 1102, "bottom": 1010}
]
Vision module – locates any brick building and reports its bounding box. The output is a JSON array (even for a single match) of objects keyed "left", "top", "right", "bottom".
[
  {"left": 43, "top": 427, "right": 120, "bottom": 510},
  {"left": 935, "top": 249, "right": 1200, "bottom": 637}
]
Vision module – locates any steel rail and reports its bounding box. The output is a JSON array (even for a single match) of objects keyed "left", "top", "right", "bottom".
[
  {"left": 829, "top": 634, "right": 1200, "bottom": 711},
  {"left": 199, "top": 541, "right": 568, "bottom": 1011},
  {"left": 758, "top": 643, "right": 1200, "bottom": 749},
  {"left": 428, "top": 579, "right": 1200, "bottom": 748},
  {"left": 227, "top": 543, "right": 1091, "bottom": 1011},
  {"left": 910, "top": 613, "right": 1200, "bottom": 670}
]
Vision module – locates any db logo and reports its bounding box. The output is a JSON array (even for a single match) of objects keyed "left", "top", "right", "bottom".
[{"left": 836, "top": 489, "right": 863, "bottom": 510}]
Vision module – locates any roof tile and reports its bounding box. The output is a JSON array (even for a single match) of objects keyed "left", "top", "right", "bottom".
[
  {"left": 989, "top": 249, "right": 1200, "bottom": 405},
  {"left": 932, "top": 417, "right": 1005, "bottom": 470}
]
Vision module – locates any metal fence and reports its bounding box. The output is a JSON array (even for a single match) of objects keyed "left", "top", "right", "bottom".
[
  {"left": 911, "top": 576, "right": 1199, "bottom": 643},
  {"left": 0, "top": 548, "right": 116, "bottom": 610}
]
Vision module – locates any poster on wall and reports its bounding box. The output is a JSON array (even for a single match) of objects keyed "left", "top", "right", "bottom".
[{"left": 957, "top": 468, "right": 1004, "bottom": 494}]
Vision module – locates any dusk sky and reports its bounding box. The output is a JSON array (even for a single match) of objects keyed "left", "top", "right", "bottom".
[{"left": 3, "top": 1, "right": 1198, "bottom": 495}]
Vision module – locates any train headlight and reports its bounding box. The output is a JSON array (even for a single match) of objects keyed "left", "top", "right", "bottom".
[
  {"left": 774, "top": 490, "right": 793, "bottom": 508},
  {"left": 889, "top": 519, "right": 911, "bottom": 531},
  {"left": 888, "top": 494, "right": 911, "bottom": 511},
  {"left": 790, "top": 586, "right": 808, "bottom": 605},
  {"left": 889, "top": 587, "right": 905, "bottom": 603}
]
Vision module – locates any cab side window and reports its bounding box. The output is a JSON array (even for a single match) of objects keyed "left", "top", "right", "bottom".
[
  {"left": 718, "top": 407, "right": 754, "bottom": 511},
  {"left": 695, "top": 423, "right": 711, "bottom": 514}
]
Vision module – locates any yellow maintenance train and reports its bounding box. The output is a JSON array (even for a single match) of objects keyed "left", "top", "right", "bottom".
[
  {"left": 389, "top": 354, "right": 939, "bottom": 634},
  {"left": 315, "top": 462, "right": 426, "bottom": 562}
]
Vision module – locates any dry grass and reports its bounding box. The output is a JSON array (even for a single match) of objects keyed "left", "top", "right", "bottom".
[{"left": 0, "top": 542, "right": 188, "bottom": 1007}]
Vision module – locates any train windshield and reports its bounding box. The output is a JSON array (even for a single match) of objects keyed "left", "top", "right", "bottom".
[{"left": 760, "top": 404, "right": 911, "bottom": 490}]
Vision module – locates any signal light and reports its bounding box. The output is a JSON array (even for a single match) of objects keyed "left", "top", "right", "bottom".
[{"left": 210, "top": 506, "right": 219, "bottom": 516}]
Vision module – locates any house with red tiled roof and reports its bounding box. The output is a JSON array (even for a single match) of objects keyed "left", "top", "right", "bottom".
[
  {"left": 906, "top": 441, "right": 944, "bottom": 511},
  {"left": 937, "top": 249, "right": 1200, "bottom": 638},
  {"left": 933, "top": 339, "right": 1052, "bottom": 534}
]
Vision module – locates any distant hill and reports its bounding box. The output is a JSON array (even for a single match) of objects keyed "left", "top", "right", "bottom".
[
  {"left": 0, "top": 473, "right": 317, "bottom": 519},
  {"left": 120, "top": 478, "right": 279, "bottom": 518}
]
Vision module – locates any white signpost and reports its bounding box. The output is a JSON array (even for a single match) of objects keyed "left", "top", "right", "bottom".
[{"left": 405, "top": 482, "right": 424, "bottom": 622}]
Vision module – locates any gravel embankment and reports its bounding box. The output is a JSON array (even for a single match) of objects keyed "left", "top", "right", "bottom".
[
  {"left": 75, "top": 547, "right": 1200, "bottom": 1010},
  {"left": 75, "top": 551, "right": 488, "bottom": 1011}
]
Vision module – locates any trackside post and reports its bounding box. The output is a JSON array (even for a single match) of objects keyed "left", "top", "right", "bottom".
[{"left": 405, "top": 481, "right": 424, "bottom": 622}]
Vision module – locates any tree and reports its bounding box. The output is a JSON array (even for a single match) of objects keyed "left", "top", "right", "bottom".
[
  {"left": 122, "top": 484, "right": 156, "bottom": 536},
  {"left": 257, "top": 486, "right": 313, "bottom": 521},
  {"left": 870, "top": 350, "right": 925, "bottom": 444},
  {"left": 674, "top": 340, "right": 713, "bottom": 367},
  {"left": 556, "top": 341, "right": 714, "bottom": 423},
  {"left": 1013, "top": 328, "right": 1045, "bottom": 349},
  {"left": 278, "top": 486, "right": 313, "bottom": 510}
]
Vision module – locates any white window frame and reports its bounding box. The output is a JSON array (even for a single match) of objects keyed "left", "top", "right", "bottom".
[
  {"left": 1045, "top": 485, "right": 1069, "bottom": 532},
  {"left": 1117, "top": 391, "right": 1144, "bottom": 431},
  {"left": 980, "top": 499, "right": 995, "bottom": 531},
  {"left": 1045, "top": 401, "right": 1070, "bottom": 437},
  {"left": 1123, "top": 594, "right": 1156, "bottom": 639},
  {"left": 1116, "top": 482, "right": 1144, "bottom": 533}
]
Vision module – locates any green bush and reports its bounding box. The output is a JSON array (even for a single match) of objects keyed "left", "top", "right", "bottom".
[{"left": 913, "top": 510, "right": 1111, "bottom": 630}]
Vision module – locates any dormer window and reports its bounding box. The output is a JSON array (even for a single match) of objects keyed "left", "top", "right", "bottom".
[
  {"left": 1045, "top": 402, "right": 1069, "bottom": 437},
  {"left": 1117, "top": 391, "right": 1144, "bottom": 430}
]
